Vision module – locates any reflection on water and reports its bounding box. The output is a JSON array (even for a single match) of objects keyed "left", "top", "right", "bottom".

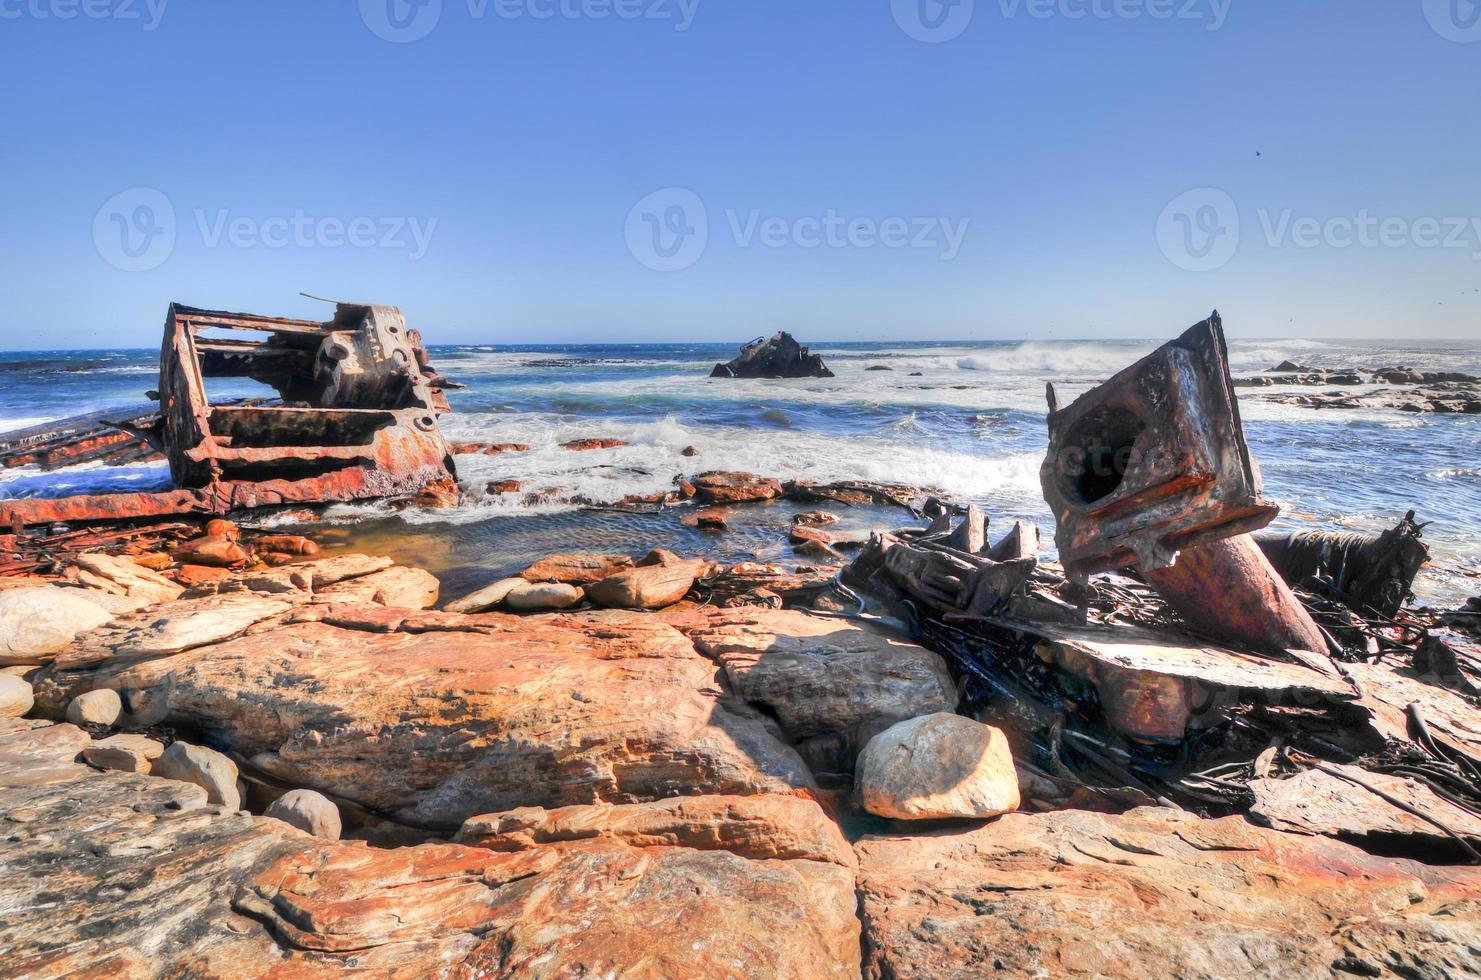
[{"left": 293, "top": 500, "right": 901, "bottom": 600}]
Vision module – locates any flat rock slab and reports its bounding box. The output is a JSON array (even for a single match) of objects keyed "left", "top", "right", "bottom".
[
  {"left": 678, "top": 607, "right": 957, "bottom": 742},
  {"left": 521, "top": 553, "right": 635, "bottom": 584},
  {"left": 457, "top": 792, "right": 856, "bottom": 867},
  {"left": 0, "top": 585, "right": 113, "bottom": 665},
  {"left": 1347, "top": 656, "right": 1481, "bottom": 761},
  {"left": 1026, "top": 620, "right": 1356, "bottom": 741},
  {"left": 70, "top": 552, "right": 184, "bottom": 606},
  {"left": 231, "top": 554, "right": 395, "bottom": 595},
  {"left": 241, "top": 836, "right": 860, "bottom": 977},
  {"left": 0, "top": 720, "right": 91, "bottom": 789},
  {"left": 856, "top": 806, "right": 1481, "bottom": 979},
  {"left": 34, "top": 608, "right": 814, "bottom": 828},
  {"left": 0, "top": 723, "right": 859, "bottom": 978},
  {"left": 692, "top": 471, "right": 785, "bottom": 505},
  {"left": 314, "top": 565, "right": 440, "bottom": 608},
  {"left": 115, "top": 596, "right": 291, "bottom": 657},
  {"left": 1250, "top": 762, "right": 1481, "bottom": 851}
]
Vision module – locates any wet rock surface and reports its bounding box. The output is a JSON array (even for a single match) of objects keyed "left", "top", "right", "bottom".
[{"left": 1235, "top": 363, "right": 1481, "bottom": 414}]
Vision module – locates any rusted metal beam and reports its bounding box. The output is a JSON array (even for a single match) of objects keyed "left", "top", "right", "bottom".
[{"left": 1144, "top": 533, "right": 1330, "bottom": 658}]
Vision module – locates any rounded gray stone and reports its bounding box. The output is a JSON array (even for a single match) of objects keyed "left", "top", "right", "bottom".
[
  {"left": 153, "top": 741, "right": 241, "bottom": 810},
  {"left": 0, "top": 673, "right": 33, "bottom": 719},
  {"left": 265, "top": 789, "right": 343, "bottom": 840},
  {"left": 66, "top": 689, "right": 123, "bottom": 727},
  {"left": 505, "top": 582, "right": 585, "bottom": 611}
]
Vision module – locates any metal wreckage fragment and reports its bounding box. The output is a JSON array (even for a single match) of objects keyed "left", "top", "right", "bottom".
[
  {"left": 0, "top": 300, "right": 459, "bottom": 529},
  {"left": 1040, "top": 311, "right": 1328, "bottom": 658}
]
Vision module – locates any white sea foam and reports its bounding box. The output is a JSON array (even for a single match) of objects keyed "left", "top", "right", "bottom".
[{"left": 955, "top": 342, "right": 1154, "bottom": 375}]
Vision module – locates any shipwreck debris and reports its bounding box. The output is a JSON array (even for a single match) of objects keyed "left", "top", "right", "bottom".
[
  {"left": 1256, "top": 511, "right": 1431, "bottom": 619},
  {"left": 710, "top": 332, "right": 834, "bottom": 379},
  {"left": 1040, "top": 312, "right": 1327, "bottom": 657},
  {"left": 0, "top": 405, "right": 162, "bottom": 472},
  {"left": 0, "top": 301, "right": 457, "bottom": 528}
]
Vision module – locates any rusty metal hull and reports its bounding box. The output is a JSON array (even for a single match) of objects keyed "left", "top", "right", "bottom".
[
  {"left": 0, "top": 300, "right": 458, "bottom": 528},
  {"left": 1040, "top": 312, "right": 1328, "bottom": 655},
  {"left": 1041, "top": 312, "right": 1276, "bottom": 578}
]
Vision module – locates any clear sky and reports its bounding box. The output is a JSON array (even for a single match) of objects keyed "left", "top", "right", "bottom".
[{"left": 1, "top": 0, "right": 1478, "bottom": 349}]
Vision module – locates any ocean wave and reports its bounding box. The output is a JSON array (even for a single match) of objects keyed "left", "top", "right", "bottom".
[
  {"left": 423, "top": 413, "right": 1050, "bottom": 524},
  {"left": 955, "top": 342, "right": 1154, "bottom": 376}
]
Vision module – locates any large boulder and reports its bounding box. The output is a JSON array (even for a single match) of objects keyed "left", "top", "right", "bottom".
[
  {"left": 33, "top": 608, "right": 814, "bottom": 828},
  {"left": 445, "top": 576, "right": 525, "bottom": 614},
  {"left": 585, "top": 559, "right": 705, "bottom": 610},
  {"left": 678, "top": 608, "right": 957, "bottom": 746},
  {"left": 855, "top": 712, "right": 1019, "bottom": 820},
  {"left": 521, "top": 554, "right": 635, "bottom": 585},
  {"left": 65, "top": 688, "right": 123, "bottom": 726},
  {"left": 855, "top": 806, "right": 1481, "bottom": 978},
  {"left": 505, "top": 582, "right": 585, "bottom": 610},
  {"left": 0, "top": 586, "right": 113, "bottom": 665},
  {"left": 710, "top": 332, "right": 834, "bottom": 379}
]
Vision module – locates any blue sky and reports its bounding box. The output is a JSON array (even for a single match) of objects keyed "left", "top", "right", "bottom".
[{"left": 1, "top": 0, "right": 1478, "bottom": 348}]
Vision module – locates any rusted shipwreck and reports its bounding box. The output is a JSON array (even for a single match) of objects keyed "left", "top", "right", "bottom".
[{"left": 0, "top": 301, "right": 457, "bottom": 528}]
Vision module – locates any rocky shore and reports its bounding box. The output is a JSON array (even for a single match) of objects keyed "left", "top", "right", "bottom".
[
  {"left": 3, "top": 322, "right": 1479, "bottom": 978},
  {"left": 4, "top": 508, "right": 1480, "bottom": 976},
  {"left": 1236, "top": 362, "right": 1481, "bottom": 414}
]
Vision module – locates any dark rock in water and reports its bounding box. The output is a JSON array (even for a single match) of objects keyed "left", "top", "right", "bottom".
[
  {"left": 1269, "top": 360, "right": 1310, "bottom": 372},
  {"left": 760, "top": 408, "right": 793, "bottom": 427},
  {"left": 711, "top": 332, "right": 834, "bottom": 379},
  {"left": 865, "top": 365, "right": 893, "bottom": 371}
]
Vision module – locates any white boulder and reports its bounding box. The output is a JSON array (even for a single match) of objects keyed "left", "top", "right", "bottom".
[{"left": 856, "top": 712, "right": 1020, "bottom": 820}]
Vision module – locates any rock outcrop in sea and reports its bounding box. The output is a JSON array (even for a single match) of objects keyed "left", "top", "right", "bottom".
[{"left": 710, "top": 332, "right": 835, "bottom": 379}]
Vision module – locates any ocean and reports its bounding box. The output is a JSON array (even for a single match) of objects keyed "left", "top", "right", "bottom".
[{"left": 2, "top": 337, "right": 1478, "bottom": 607}]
